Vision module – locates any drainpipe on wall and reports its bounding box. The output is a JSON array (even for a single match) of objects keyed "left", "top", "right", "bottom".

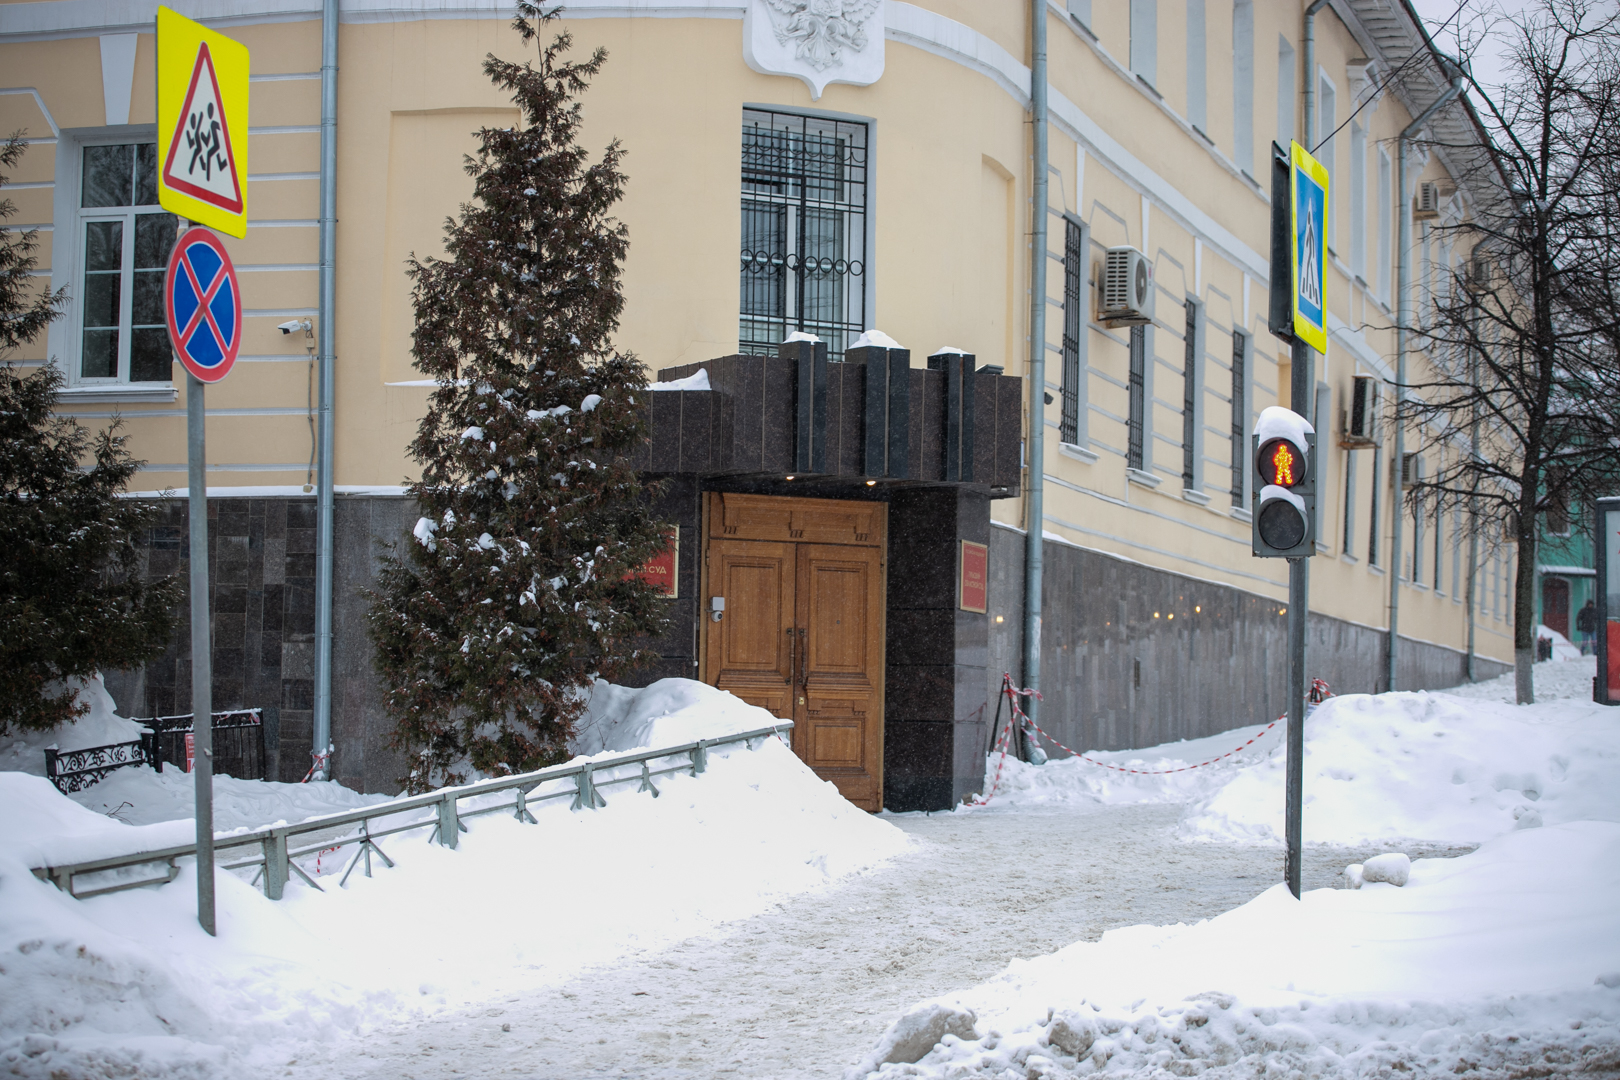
[
  {"left": 1023, "top": 0, "right": 1049, "bottom": 731},
  {"left": 1386, "top": 68, "right": 1464, "bottom": 693},
  {"left": 310, "top": 0, "right": 338, "bottom": 781},
  {"left": 1303, "top": 0, "right": 1329, "bottom": 152}
]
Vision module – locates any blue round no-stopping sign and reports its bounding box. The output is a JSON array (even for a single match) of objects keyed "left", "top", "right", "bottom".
[{"left": 164, "top": 226, "right": 242, "bottom": 383}]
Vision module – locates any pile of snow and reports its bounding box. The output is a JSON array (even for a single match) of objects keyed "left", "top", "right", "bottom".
[
  {"left": 977, "top": 670, "right": 1618, "bottom": 849},
  {"left": 1180, "top": 690, "right": 1620, "bottom": 846},
  {"left": 851, "top": 822, "right": 1620, "bottom": 1079},
  {"left": 647, "top": 368, "right": 711, "bottom": 391},
  {"left": 0, "top": 679, "right": 907, "bottom": 1079},
  {"left": 571, "top": 677, "right": 784, "bottom": 756},
  {"left": 976, "top": 718, "right": 1285, "bottom": 811},
  {"left": 0, "top": 675, "right": 147, "bottom": 777},
  {"left": 850, "top": 329, "right": 903, "bottom": 350}
]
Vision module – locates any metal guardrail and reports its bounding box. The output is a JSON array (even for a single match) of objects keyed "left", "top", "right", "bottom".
[{"left": 31, "top": 721, "right": 793, "bottom": 902}]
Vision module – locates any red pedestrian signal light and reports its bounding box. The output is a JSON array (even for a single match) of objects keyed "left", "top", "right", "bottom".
[
  {"left": 1250, "top": 407, "right": 1316, "bottom": 559},
  {"left": 1259, "top": 438, "right": 1304, "bottom": 487}
]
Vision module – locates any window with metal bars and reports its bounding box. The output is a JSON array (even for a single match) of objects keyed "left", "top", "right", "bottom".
[
  {"left": 739, "top": 109, "right": 868, "bottom": 362},
  {"left": 1182, "top": 299, "right": 1199, "bottom": 488},
  {"left": 1368, "top": 446, "right": 1382, "bottom": 567},
  {"left": 1127, "top": 324, "right": 1146, "bottom": 470},
  {"left": 1060, "top": 217, "right": 1085, "bottom": 445},
  {"left": 1230, "top": 329, "right": 1247, "bottom": 506}
]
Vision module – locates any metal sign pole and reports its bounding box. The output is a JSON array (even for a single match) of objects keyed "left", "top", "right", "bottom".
[
  {"left": 1283, "top": 337, "right": 1315, "bottom": 899},
  {"left": 187, "top": 369, "right": 215, "bottom": 935}
]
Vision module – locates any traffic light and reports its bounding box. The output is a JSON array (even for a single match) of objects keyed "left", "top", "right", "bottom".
[{"left": 1252, "top": 405, "right": 1316, "bottom": 558}]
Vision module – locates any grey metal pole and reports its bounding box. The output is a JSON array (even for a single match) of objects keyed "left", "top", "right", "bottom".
[
  {"left": 1022, "top": 0, "right": 1049, "bottom": 727},
  {"left": 311, "top": 0, "right": 339, "bottom": 781},
  {"left": 1387, "top": 75, "right": 1463, "bottom": 694},
  {"left": 186, "top": 372, "right": 215, "bottom": 935},
  {"left": 1284, "top": 339, "right": 1314, "bottom": 899},
  {"left": 1302, "top": 0, "right": 1329, "bottom": 150}
]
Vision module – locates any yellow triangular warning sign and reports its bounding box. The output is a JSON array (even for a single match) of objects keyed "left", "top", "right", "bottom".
[{"left": 161, "top": 42, "right": 244, "bottom": 214}]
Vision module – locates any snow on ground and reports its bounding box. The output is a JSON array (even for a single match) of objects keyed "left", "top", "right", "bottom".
[
  {"left": 1446, "top": 652, "right": 1598, "bottom": 703},
  {"left": 1179, "top": 685, "right": 1620, "bottom": 846},
  {"left": 0, "top": 679, "right": 907, "bottom": 1080},
  {"left": 978, "top": 655, "right": 1619, "bottom": 848},
  {"left": 846, "top": 662, "right": 1620, "bottom": 1079},
  {"left": 0, "top": 675, "right": 147, "bottom": 776},
  {"left": 852, "top": 821, "right": 1620, "bottom": 1079}
]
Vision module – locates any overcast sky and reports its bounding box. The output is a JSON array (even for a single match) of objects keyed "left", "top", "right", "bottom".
[{"left": 1407, "top": 0, "right": 1530, "bottom": 96}]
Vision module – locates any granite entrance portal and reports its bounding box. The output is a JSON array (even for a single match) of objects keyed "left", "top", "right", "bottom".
[{"left": 633, "top": 341, "right": 1025, "bottom": 810}]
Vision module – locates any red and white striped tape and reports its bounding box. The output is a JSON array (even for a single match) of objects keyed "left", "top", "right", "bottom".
[{"left": 973, "top": 674, "right": 1330, "bottom": 803}]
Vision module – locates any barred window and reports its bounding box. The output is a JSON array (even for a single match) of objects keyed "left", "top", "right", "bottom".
[
  {"left": 1182, "top": 299, "right": 1199, "bottom": 488},
  {"left": 1230, "top": 330, "right": 1248, "bottom": 506},
  {"left": 1127, "top": 325, "right": 1146, "bottom": 470},
  {"left": 1060, "top": 217, "right": 1085, "bottom": 446},
  {"left": 740, "top": 109, "right": 868, "bottom": 361}
]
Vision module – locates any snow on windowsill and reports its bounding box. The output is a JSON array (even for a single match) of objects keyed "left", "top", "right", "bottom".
[{"left": 1125, "top": 467, "right": 1161, "bottom": 489}]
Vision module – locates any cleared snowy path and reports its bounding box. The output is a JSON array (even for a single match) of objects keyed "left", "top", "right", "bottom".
[{"left": 286, "top": 804, "right": 1470, "bottom": 1080}]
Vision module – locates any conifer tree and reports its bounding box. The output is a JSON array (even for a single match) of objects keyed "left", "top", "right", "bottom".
[
  {"left": 369, "top": 4, "right": 671, "bottom": 790},
  {"left": 0, "top": 133, "right": 180, "bottom": 733}
]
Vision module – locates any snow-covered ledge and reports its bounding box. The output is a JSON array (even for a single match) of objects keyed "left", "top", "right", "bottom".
[
  {"left": 1058, "top": 441, "right": 1097, "bottom": 465},
  {"left": 1125, "top": 467, "right": 1161, "bottom": 489}
]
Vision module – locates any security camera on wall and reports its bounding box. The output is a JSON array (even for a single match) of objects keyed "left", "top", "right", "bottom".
[{"left": 278, "top": 318, "right": 313, "bottom": 336}]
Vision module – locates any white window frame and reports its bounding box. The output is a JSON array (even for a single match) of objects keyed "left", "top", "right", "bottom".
[
  {"left": 1376, "top": 146, "right": 1392, "bottom": 305},
  {"left": 1232, "top": 0, "right": 1255, "bottom": 175},
  {"left": 1186, "top": 0, "right": 1207, "bottom": 134},
  {"left": 1316, "top": 72, "right": 1336, "bottom": 253},
  {"left": 1349, "top": 120, "right": 1366, "bottom": 279},
  {"left": 1131, "top": 0, "right": 1158, "bottom": 90},
  {"left": 46, "top": 126, "right": 178, "bottom": 403},
  {"left": 1277, "top": 36, "right": 1296, "bottom": 149}
]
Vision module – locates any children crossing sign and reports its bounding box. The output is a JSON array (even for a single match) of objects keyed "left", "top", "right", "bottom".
[
  {"left": 1289, "top": 141, "right": 1329, "bottom": 354},
  {"left": 156, "top": 7, "right": 249, "bottom": 237}
]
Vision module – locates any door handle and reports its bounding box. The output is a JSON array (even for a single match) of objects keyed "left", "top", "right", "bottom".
[
  {"left": 785, "top": 628, "right": 796, "bottom": 686},
  {"left": 797, "top": 627, "right": 808, "bottom": 689}
]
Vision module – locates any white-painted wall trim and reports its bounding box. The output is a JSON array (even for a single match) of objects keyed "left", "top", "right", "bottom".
[
  {"left": 6, "top": 0, "right": 1274, "bottom": 289},
  {"left": 98, "top": 33, "right": 137, "bottom": 125}
]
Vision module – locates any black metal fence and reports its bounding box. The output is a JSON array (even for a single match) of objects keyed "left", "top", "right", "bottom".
[{"left": 43, "top": 709, "right": 268, "bottom": 794}]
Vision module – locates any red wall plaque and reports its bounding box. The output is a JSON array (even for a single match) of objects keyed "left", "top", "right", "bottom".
[
  {"left": 632, "top": 526, "right": 679, "bottom": 597},
  {"left": 959, "top": 540, "right": 988, "bottom": 613}
]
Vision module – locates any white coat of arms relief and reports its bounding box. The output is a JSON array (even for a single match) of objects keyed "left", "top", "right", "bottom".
[{"left": 743, "top": 0, "right": 886, "bottom": 100}]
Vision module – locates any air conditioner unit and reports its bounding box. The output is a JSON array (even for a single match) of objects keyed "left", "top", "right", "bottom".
[
  {"left": 1342, "top": 374, "right": 1380, "bottom": 447},
  {"left": 1100, "top": 246, "right": 1153, "bottom": 326},
  {"left": 1415, "top": 181, "right": 1443, "bottom": 220}
]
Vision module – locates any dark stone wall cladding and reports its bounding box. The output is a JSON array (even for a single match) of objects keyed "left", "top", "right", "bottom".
[
  {"left": 985, "top": 523, "right": 1512, "bottom": 760},
  {"left": 102, "top": 496, "right": 1511, "bottom": 806},
  {"left": 103, "top": 496, "right": 412, "bottom": 794}
]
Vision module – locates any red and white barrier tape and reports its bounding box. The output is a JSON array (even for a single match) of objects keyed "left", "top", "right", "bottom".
[{"left": 974, "top": 674, "right": 1331, "bottom": 802}]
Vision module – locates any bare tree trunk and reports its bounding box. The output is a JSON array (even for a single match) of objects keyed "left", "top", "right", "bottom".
[{"left": 1514, "top": 500, "right": 1538, "bottom": 704}]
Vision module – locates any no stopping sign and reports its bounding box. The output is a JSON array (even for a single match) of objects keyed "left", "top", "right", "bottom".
[{"left": 164, "top": 226, "right": 243, "bottom": 383}]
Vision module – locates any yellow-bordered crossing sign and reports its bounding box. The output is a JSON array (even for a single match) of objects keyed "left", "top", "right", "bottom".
[
  {"left": 1289, "top": 141, "right": 1329, "bottom": 354},
  {"left": 156, "top": 7, "right": 250, "bottom": 237}
]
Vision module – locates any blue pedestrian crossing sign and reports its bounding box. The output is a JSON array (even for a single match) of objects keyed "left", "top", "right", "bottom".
[
  {"left": 1290, "top": 141, "right": 1329, "bottom": 354},
  {"left": 164, "top": 226, "right": 243, "bottom": 383}
]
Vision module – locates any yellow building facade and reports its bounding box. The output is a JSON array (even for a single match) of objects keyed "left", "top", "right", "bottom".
[{"left": 1, "top": 0, "right": 1512, "bottom": 800}]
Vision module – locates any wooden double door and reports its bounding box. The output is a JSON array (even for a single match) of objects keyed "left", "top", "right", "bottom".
[{"left": 703, "top": 494, "right": 886, "bottom": 810}]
